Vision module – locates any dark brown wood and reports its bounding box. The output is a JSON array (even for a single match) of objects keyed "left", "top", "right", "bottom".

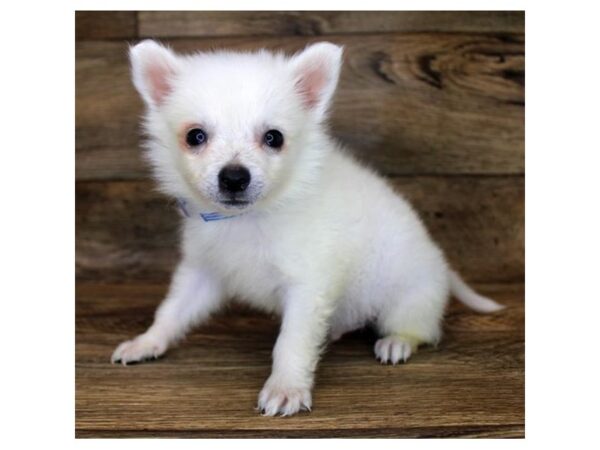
[
  {"left": 76, "top": 33, "right": 524, "bottom": 180},
  {"left": 76, "top": 282, "right": 524, "bottom": 438},
  {"left": 75, "top": 11, "right": 137, "bottom": 40},
  {"left": 76, "top": 180, "right": 179, "bottom": 283},
  {"left": 138, "top": 11, "right": 524, "bottom": 38},
  {"left": 75, "top": 176, "right": 524, "bottom": 284},
  {"left": 76, "top": 425, "right": 525, "bottom": 438}
]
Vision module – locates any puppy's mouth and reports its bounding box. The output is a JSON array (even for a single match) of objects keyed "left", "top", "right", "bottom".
[{"left": 218, "top": 198, "right": 252, "bottom": 209}]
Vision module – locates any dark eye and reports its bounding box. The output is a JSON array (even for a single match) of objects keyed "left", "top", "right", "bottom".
[
  {"left": 185, "top": 128, "right": 207, "bottom": 147},
  {"left": 264, "top": 129, "right": 284, "bottom": 149}
]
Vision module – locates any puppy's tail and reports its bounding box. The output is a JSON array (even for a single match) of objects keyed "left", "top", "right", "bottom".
[{"left": 449, "top": 270, "right": 505, "bottom": 313}]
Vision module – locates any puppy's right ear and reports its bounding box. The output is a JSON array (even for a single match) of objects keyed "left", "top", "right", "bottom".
[{"left": 130, "top": 40, "right": 181, "bottom": 108}]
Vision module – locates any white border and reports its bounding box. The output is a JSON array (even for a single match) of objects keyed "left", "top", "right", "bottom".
[
  {"left": 74, "top": 0, "right": 527, "bottom": 12},
  {"left": 5, "top": 0, "right": 600, "bottom": 448}
]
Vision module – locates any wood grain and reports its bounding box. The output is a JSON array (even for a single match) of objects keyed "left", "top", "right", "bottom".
[
  {"left": 76, "top": 282, "right": 524, "bottom": 437},
  {"left": 75, "top": 176, "right": 524, "bottom": 284},
  {"left": 138, "top": 11, "right": 524, "bottom": 38},
  {"left": 75, "top": 11, "right": 137, "bottom": 40},
  {"left": 76, "top": 33, "right": 524, "bottom": 180}
]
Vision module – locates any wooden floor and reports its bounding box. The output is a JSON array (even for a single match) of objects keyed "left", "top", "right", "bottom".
[{"left": 76, "top": 282, "right": 524, "bottom": 438}]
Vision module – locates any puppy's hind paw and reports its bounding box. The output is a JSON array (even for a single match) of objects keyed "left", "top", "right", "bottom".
[
  {"left": 374, "top": 335, "right": 415, "bottom": 365},
  {"left": 257, "top": 377, "right": 312, "bottom": 417},
  {"left": 111, "top": 334, "right": 168, "bottom": 365}
]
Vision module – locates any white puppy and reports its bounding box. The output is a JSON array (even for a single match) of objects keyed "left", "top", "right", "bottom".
[{"left": 111, "top": 40, "right": 504, "bottom": 417}]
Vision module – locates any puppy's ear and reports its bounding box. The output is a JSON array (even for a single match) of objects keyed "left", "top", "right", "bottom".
[
  {"left": 130, "top": 40, "right": 181, "bottom": 107},
  {"left": 289, "top": 42, "right": 343, "bottom": 120}
]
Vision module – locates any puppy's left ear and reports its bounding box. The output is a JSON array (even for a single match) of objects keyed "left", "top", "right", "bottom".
[{"left": 289, "top": 42, "right": 343, "bottom": 121}]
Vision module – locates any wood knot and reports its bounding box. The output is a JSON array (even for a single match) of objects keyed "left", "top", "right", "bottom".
[
  {"left": 371, "top": 51, "right": 398, "bottom": 85},
  {"left": 416, "top": 54, "right": 443, "bottom": 89}
]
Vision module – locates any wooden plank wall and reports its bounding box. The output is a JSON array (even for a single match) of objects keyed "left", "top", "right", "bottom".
[{"left": 76, "top": 11, "right": 524, "bottom": 285}]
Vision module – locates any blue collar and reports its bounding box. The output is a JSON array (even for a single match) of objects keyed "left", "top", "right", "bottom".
[{"left": 176, "top": 198, "right": 242, "bottom": 222}]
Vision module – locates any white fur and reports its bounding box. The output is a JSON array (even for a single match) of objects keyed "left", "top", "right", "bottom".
[{"left": 112, "top": 40, "right": 504, "bottom": 416}]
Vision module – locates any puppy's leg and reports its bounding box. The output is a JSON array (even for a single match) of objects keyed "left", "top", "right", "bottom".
[
  {"left": 374, "top": 286, "right": 447, "bottom": 365},
  {"left": 111, "top": 264, "right": 222, "bottom": 365},
  {"left": 258, "top": 288, "right": 333, "bottom": 416}
]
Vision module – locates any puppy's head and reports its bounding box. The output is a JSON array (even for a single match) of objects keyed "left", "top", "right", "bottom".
[{"left": 130, "top": 40, "right": 343, "bottom": 212}]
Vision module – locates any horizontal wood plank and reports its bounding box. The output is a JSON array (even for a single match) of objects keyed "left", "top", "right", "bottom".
[
  {"left": 76, "top": 33, "right": 524, "bottom": 180},
  {"left": 75, "top": 11, "right": 137, "bottom": 40},
  {"left": 76, "top": 282, "right": 524, "bottom": 437},
  {"left": 75, "top": 176, "right": 524, "bottom": 284},
  {"left": 76, "top": 426, "right": 525, "bottom": 438},
  {"left": 138, "top": 11, "right": 524, "bottom": 38}
]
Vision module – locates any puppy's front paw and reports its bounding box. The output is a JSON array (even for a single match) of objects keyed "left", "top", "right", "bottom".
[
  {"left": 374, "top": 335, "right": 414, "bottom": 364},
  {"left": 257, "top": 376, "right": 312, "bottom": 417},
  {"left": 111, "top": 333, "right": 168, "bottom": 365}
]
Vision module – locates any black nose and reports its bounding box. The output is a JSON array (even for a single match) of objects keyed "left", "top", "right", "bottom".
[{"left": 218, "top": 165, "right": 251, "bottom": 193}]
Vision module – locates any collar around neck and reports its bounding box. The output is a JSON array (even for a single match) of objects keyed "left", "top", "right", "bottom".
[{"left": 176, "top": 198, "right": 243, "bottom": 222}]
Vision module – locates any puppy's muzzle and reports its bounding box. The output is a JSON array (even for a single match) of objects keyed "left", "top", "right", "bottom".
[{"left": 218, "top": 165, "right": 251, "bottom": 194}]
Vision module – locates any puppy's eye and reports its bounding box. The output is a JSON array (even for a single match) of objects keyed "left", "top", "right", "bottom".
[
  {"left": 264, "top": 130, "right": 284, "bottom": 149},
  {"left": 185, "top": 128, "right": 207, "bottom": 147}
]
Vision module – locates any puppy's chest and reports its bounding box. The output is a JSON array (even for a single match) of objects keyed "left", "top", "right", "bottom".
[{"left": 188, "top": 220, "right": 287, "bottom": 311}]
